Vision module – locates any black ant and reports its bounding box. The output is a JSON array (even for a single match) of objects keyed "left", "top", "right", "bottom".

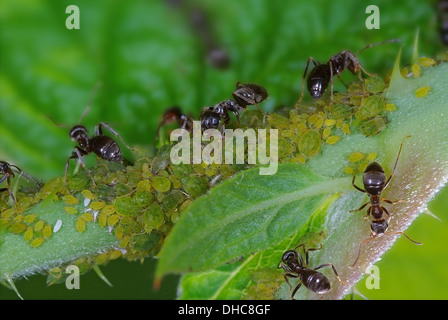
[
  {"left": 200, "top": 99, "right": 240, "bottom": 132},
  {"left": 65, "top": 119, "right": 130, "bottom": 187},
  {"left": 350, "top": 135, "right": 422, "bottom": 267},
  {"left": 278, "top": 244, "right": 347, "bottom": 299},
  {"left": 155, "top": 106, "right": 194, "bottom": 142},
  {"left": 0, "top": 161, "right": 41, "bottom": 204},
  {"left": 232, "top": 82, "right": 268, "bottom": 117},
  {"left": 48, "top": 84, "right": 132, "bottom": 187},
  {"left": 200, "top": 82, "right": 268, "bottom": 132},
  {"left": 295, "top": 39, "right": 400, "bottom": 112}
]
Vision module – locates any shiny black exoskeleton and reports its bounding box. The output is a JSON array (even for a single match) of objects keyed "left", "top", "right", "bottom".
[
  {"left": 156, "top": 106, "right": 194, "bottom": 142},
  {"left": 0, "top": 161, "right": 41, "bottom": 203},
  {"left": 296, "top": 40, "right": 399, "bottom": 111},
  {"left": 232, "top": 82, "right": 268, "bottom": 110},
  {"left": 278, "top": 244, "right": 344, "bottom": 299},
  {"left": 199, "top": 82, "right": 268, "bottom": 132},
  {"left": 65, "top": 122, "right": 125, "bottom": 186},
  {"left": 350, "top": 136, "right": 421, "bottom": 267}
]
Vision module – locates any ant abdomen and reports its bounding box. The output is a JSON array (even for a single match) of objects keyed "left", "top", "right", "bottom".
[
  {"left": 307, "top": 64, "right": 331, "bottom": 100},
  {"left": 302, "top": 270, "right": 331, "bottom": 294},
  {"left": 362, "top": 162, "right": 386, "bottom": 195},
  {"left": 90, "top": 135, "right": 122, "bottom": 162}
]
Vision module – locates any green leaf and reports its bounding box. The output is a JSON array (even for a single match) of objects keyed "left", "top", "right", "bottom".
[
  {"left": 159, "top": 53, "right": 448, "bottom": 299},
  {"left": 156, "top": 164, "right": 350, "bottom": 280}
]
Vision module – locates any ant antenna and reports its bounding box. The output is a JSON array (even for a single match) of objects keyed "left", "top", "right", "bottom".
[
  {"left": 357, "top": 39, "right": 401, "bottom": 55},
  {"left": 78, "top": 81, "right": 103, "bottom": 124},
  {"left": 46, "top": 81, "right": 103, "bottom": 128},
  {"left": 350, "top": 231, "right": 422, "bottom": 268},
  {"left": 9, "top": 164, "right": 42, "bottom": 188}
]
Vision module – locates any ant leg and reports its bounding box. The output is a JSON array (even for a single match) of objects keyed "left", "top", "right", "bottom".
[
  {"left": 382, "top": 198, "right": 407, "bottom": 205},
  {"left": 314, "top": 263, "right": 349, "bottom": 287},
  {"left": 352, "top": 172, "right": 366, "bottom": 193},
  {"left": 383, "top": 135, "right": 412, "bottom": 189},
  {"left": 0, "top": 175, "right": 16, "bottom": 204},
  {"left": 358, "top": 63, "right": 376, "bottom": 78},
  {"left": 384, "top": 231, "right": 422, "bottom": 245},
  {"left": 283, "top": 273, "right": 299, "bottom": 291},
  {"left": 336, "top": 74, "right": 349, "bottom": 88},
  {"left": 292, "top": 243, "right": 307, "bottom": 263},
  {"left": 303, "top": 244, "right": 323, "bottom": 266},
  {"left": 349, "top": 201, "right": 369, "bottom": 214},
  {"left": 328, "top": 60, "right": 335, "bottom": 113},
  {"left": 65, "top": 147, "right": 96, "bottom": 188},
  {"left": 9, "top": 165, "right": 41, "bottom": 189},
  {"left": 254, "top": 103, "right": 268, "bottom": 117},
  {"left": 291, "top": 282, "right": 303, "bottom": 300},
  {"left": 97, "top": 122, "right": 134, "bottom": 151},
  {"left": 295, "top": 57, "right": 317, "bottom": 109},
  {"left": 350, "top": 235, "right": 377, "bottom": 268}
]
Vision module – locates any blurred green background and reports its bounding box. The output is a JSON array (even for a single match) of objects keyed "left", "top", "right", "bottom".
[{"left": 0, "top": 0, "right": 447, "bottom": 299}]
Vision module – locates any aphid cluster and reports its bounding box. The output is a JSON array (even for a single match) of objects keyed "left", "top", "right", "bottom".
[{"left": 1, "top": 40, "right": 443, "bottom": 300}]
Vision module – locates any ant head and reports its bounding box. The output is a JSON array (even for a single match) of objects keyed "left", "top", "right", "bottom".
[
  {"left": 370, "top": 219, "right": 388, "bottom": 236},
  {"left": 162, "top": 107, "right": 182, "bottom": 124},
  {"left": 363, "top": 162, "right": 386, "bottom": 195},
  {"left": 282, "top": 250, "right": 298, "bottom": 263},
  {"left": 200, "top": 109, "right": 221, "bottom": 130},
  {"left": 69, "top": 125, "right": 89, "bottom": 147},
  {"left": 0, "top": 161, "right": 10, "bottom": 174}
]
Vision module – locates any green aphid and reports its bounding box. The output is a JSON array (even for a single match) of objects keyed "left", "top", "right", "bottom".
[
  {"left": 67, "top": 174, "right": 90, "bottom": 191},
  {"left": 9, "top": 222, "right": 27, "bottom": 234},
  {"left": 278, "top": 138, "right": 295, "bottom": 158},
  {"left": 114, "top": 196, "right": 140, "bottom": 216},
  {"left": 43, "top": 225, "right": 52, "bottom": 239},
  {"left": 24, "top": 226, "right": 34, "bottom": 242},
  {"left": 152, "top": 176, "right": 171, "bottom": 193},
  {"left": 76, "top": 218, "right": 86, "bottom": 233},
  {"left": 364, "top": 75, "right": 386, "bottom": 93},
  {"left": 30, "top": 237, "right": 45, "bottom": 248},
  {"left": 415, "top": 86, "right": 430, "bottom": 98},
  {"left": 143, "top": 203, "right": 164, "bottom": 231},
  {"left": 151, "top": 144, "right": 172, "bottom": 174},
  {"left": 23, "top": 214, "right": 37, "bottom": 224},
  {"left": 359, "top": 116, "right": 387, "bottom": 137},
  {"left": 133, "top": 232, "right": 162, "bottom": 252},
  {"left": 359, "top": 95, "right": 385, "bottom": 120},
  {"left": 64, "top": 206, "right": 78, "bottom": 215},
  {"left": 267, "top": 114, "right": 291, "bottom": 129},
  {"left": 170, "top": 163, "right": 195, "bottom": 178},
  {"left": 330, "top": 104, "right": 353, "bottom": 120},
  {"left": 63, "top": 195, "right": 79, "bottom": 205},
  {"left": 240, "top": 109, "right": 264, "bottom": 128},
  {"left": 181, "top": 176, "right": 207, "bottom": 198},
  {"left": 132, "top": 190, "right": 154, "bottom": 207},
  {"left": 161, "top": 190, "right": 186, "bottom": 211},
  {"left": 348, "top": 152, "right": 364, "bottom": 163},
  {"left": 107, "top": 214, "right": 120, "bottom": 227},
  {"left": 41, "top": 177, "right": 64, "bottom": 196},
  {"left": 298, "top": 129, "right": 321, "bottom": 158},
  {"left": 46, "top": 267, "right": 63, "bottom": 286},
  {"left": 90, "top": 201, "right": 106, "bottom": 211}
]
